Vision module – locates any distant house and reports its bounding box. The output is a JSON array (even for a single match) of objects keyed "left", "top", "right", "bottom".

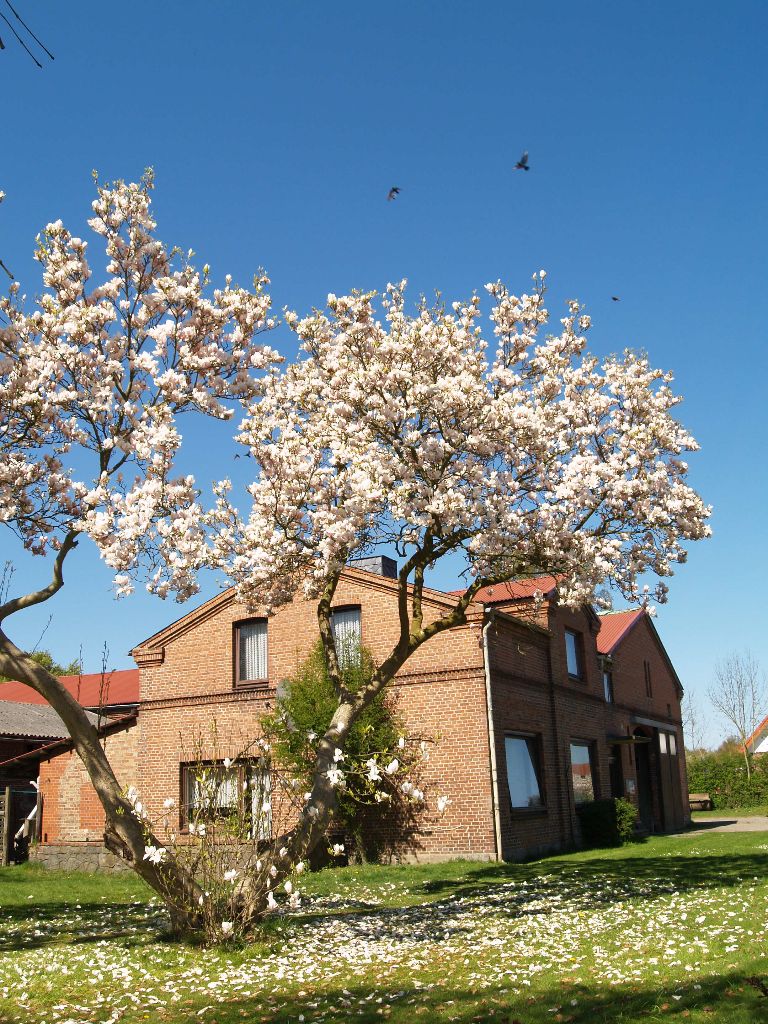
[
  {"left": 746, "top": 716, "right": 768, "bottom": 756},
  {"left": 4, "top": 562, "right": 691, "bottom": 869}
]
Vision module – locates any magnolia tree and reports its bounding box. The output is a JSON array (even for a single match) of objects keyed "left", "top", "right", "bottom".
[{"left": 0, "top": 175, "right": 710, "bottom": 936}]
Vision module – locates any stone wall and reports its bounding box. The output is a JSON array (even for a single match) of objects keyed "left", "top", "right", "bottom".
[{"left": 28, "top": 841, "right": 131, "bottom": 873}]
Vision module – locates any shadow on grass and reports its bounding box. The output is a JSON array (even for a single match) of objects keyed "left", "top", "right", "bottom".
[
  {"left": 0, "top": 898, "right": 166, "bottom": 952},
  {"left": 137, "top": 967, "right": 768, "bottom": 1024},
  {"left": 416, "top": 849, "right": 767, "bottom": 903}
]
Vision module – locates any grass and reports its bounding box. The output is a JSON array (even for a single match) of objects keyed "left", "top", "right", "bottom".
[
  {"left": 691, "top": 806, "right": 768, "bottom": 819},
  {"left": 0, "top": 831, "right": 767, "bottom": 1024}
]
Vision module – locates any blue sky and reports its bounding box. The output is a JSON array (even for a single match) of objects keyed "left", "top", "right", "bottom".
[{"left": 1, "top": 1, "right": 766, "bottom": 745}]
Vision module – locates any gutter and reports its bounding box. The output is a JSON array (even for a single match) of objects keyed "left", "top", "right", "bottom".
[{"left": 482, "top": 612, "right": 503, "bottom": 861}]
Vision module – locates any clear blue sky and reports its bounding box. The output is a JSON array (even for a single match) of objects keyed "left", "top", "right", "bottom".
[{"left": 2, "top": 1, "right": 766, "bottom": 745}]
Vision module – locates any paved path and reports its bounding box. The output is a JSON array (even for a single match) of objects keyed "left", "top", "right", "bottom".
[{"left": 682, "top": 814, "right": 768, "bottom": 834}]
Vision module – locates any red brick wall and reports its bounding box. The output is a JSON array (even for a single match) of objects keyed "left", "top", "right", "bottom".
[
  {"left": 38, "top": 724, "right": 138, "bottom": 843},
  {"left": 136, "top": 572, "right": 498, "bottom": 860}
]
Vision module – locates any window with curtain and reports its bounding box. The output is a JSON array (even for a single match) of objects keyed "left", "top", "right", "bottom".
[
  {"left": 570, "top": 742, "right": 595, "bottom": 804},
  {"left": 504, "top": 735, "right": 544, "bottom": 809},
  {"left": 331, "top": 607, "right": 362, "bottom": 667},
  {"left": 182, "top": 758, "right": 271, "bottom": 839},
  {"left": 236, "top": 619, "right": 268, "bottom": 685}
]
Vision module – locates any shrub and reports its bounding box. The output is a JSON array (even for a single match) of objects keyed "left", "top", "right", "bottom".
[
  {"left": 264, "top": 641, "right": 430, "bottom": 861},
  {"left": 577, "top": 797, "right": 639, "bottom": 848},
  {"left": 686, "top": 749, "right": 768, "bottom": 809}
]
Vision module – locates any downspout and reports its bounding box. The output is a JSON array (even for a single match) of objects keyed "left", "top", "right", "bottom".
[
  {"left": 482, "top": 611, "right": 503, "bottom": 861},
  {"left": 545, "top": 638, "right": 576, "bottom": 847}
]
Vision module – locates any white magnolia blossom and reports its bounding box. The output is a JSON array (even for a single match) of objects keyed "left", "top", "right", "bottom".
[
  {"left": 365, "top": 757, "right": 381, "bottom": 782},
  {"left": 208, "top": 276, "right": 708, "bottom": 615},
  {"left": 331, "top": 843, "right": 345, "bottom": 857},
  {"left": 385, "top": 758, "right": 400, "bottom": 776},
  {"left": 220, "top": 921, "right": 233, "bottom": 936},
  {"left": 266, "top": 892, "right": 278, "bottom": 912},
  {"left": 325, "top": 767, "right": 345, "bottom": 788},
  {"left": 437, "top": 795, "right": 452, "bottom": 814},
  {"left": 142, "top": 845, "right": 167, "bottom": 865},
  {"left": 223, "top": 869, "right": 239, "bottom": 883},
  {"left": 162, "top": 797, "right": 176, "bottom": 810},
  {"left": 0, "top": 173, "right": 277, "bottom": 597}
]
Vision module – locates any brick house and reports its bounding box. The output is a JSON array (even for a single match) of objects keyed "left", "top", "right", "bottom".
[{"left": 14, "top": 561, "right": 690, "bottom": 866}]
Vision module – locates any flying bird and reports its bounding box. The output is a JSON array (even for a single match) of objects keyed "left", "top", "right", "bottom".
[
  {"left": 387, "top": 186, "right": 401, "bottom": 201},
  {"left": 611, "top": 296, "right": 620, "bottom": 302},
  {"left": 514, "top": 152, "right": 530, "bottom": 171}
]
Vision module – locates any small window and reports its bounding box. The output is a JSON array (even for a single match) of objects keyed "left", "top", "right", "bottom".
[
  {"left": 570, "top": 742, "right": 595, "bottom": 804},
  {"left": 236, "top": 620, "right": 268, "bottom": 686},
  {"left": 643, "top": 659, "right": 653, "bottom": 697},
  {"left": 603, "top": 669, "right": 614, "bottom": 704},
  {"left": 668, "top": 732, "right": 677, "bottom": 756},
  {"left": 659, "top": 732, "right": 668, "bottom": 754},
  {"left": 504, "top": 735, "right": 544, "bottom": 809},
  {"left": 331, "top": 606, "right": 362, "bottom": 666},
  {"left": 181, "top": 758, "right": 271, "bottom": 840},
  {"left": 565, "top": 629, "right": 583, "bottom": 679}
]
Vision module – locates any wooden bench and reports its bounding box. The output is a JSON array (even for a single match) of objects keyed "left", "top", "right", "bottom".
[{"left": 688, "top": 793, "right": 713, "bottom": 811}]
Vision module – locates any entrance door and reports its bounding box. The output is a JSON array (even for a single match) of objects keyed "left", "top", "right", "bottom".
[
  {"left": 608, "top": 744, "right": 624, "bottom": 799},
  {"left": 634, "top": 734, "right": 654, "bottom": 831}
]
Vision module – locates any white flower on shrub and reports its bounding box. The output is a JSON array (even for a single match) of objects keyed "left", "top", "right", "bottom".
[
  {"left": 284, "top": 880, "right": 293, "bottom": 894},
  {"left": 326, "top": 767, "right": 345, "bottom": 787},
  {"left": 331, "top": 843, "right": 345, "bottom": 857},
  {"left": 221, "top": 921, "right": 234, "bottom": 936},
  {"left": 437, "top": 795, "right": 452, "bottom": 813},
  {"left": 162, "top": 797, "right": 176, "bottom": 809},
  {"left": 295, "top": 861, "right": 305, "bottom": 874},
  {"left": 266, "top": 892, "right": 278, "bottom": 911},
  {"left": 223, "top": 869, "right": 239, "bottom": 883},
  {"left": 365, "top": 758, "right": 381, "bottom": 781},
  {"left": 142, "top": 846, "right": 167, "bottom": 865},
  {"left": 333, "top": 747, "right": 344, "bottom": 762},
  {"left": 385, "top": 758, "right": 399, "bottom": 775},
  {"left": 288, "top": 891, "right": 302, "bottom": 909}
]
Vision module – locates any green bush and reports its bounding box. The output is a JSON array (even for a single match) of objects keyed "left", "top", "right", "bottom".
[
  {"left": 264, "top": 641, "right": 424, "bottom": 862},
  {"left": 577, "top": 797, "right": 639, "bottom": 848},
  {"left": 686, "top": 750, "right": 768, "bottom": 809}
]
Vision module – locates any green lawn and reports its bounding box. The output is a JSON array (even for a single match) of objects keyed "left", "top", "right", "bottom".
[{"left": 1, "top": 831, "right": 767, "bottom": 1024}]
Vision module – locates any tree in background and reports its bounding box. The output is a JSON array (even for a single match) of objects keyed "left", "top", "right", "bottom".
[
  {"left": 682, "top": 692, "right": 710, "bottom": 756},
  {"left": 1, "top": 175, "right": 710, "bottom": 934},
  {"left": 0, "top": 648, "right": 82, "bottom": 683},
  {"left": 707, "top": 651, "right": 766, "bottom": 780}
]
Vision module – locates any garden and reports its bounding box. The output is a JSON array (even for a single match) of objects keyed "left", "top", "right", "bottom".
[{"left": 1, "top": 830, "right": 766, "bottom": 1024}]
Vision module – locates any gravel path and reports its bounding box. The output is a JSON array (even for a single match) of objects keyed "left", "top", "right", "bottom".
[{"left": 683, "top": 814, "right": 768, "bottom": 834}]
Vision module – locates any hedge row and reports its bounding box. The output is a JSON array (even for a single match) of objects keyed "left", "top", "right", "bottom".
[{"left": 686, "top": 750, "right": 768, "bottom": 808}]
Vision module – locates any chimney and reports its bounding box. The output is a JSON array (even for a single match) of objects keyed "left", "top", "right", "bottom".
[{"left": 349, "top": 555, "right": 398, "bottom": 579}]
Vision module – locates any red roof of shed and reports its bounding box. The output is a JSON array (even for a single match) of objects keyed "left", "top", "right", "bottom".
[{"left": 0, "top": 668, "right": 139, "bottom": 708}]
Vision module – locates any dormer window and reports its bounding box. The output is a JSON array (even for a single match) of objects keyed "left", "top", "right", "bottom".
[
  {"left": 331, "top": 606, "right": 362, "bottom": 667},
  {"left": 235, "top": 619, "right": 268, "bottom": 687},
  {"left": 565, "top": 629, "right": 583, "bottom": 679}
]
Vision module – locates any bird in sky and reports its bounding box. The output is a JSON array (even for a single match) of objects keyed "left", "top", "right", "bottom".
[
  {"left": 387, "top": 186, "right": 401, "bottom": 201},
  {"left": 611, "top": 296, "right": 621, "bottom": 302},
  {"left": 514, "top": 152, "right": 530, "bottom": 171}
]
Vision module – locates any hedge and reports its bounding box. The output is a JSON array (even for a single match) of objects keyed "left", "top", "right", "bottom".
[{"left": 686, "top": 750, "right": 768, "bottom": 808}]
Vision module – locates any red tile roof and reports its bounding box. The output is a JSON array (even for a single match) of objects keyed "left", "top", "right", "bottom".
[
  {"left": 451, "top": 575, "right": 561, "bottom": 604},
  {"left": 0, "top": 669, "right": 139, "bottom": 708},
  {"left": 596, "top": 609, "right": 645, "bottom": 655}
]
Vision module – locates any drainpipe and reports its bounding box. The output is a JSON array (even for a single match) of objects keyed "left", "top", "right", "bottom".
[{"left": 482, "top": 612, "right": 503, "bottom": 862}]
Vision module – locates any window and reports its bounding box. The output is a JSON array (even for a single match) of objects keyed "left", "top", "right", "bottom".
[
  {"left": 181, "top": 758, "right": 271, "bottom": 839},
  {"left": 668, "top": 732, "right": 677, "bottom": 756},
  {"left": 570, "top": 742, "right": 595, "bottom": 804},
  {"left": 331, "top": 606, "right": 362, "bottom": 666},
  {"left": 565, "top": 629, "right": 583, "bottom": 679},
  {"left": 504, "top": 735, "right": 544, "bottom": 809},
  {"left": 235, "top": 620, "right": 268, "bottom": 686},
  {"left": 643, "top": 659, "right": 653, "bottom": 697},
  {"left": 603, "top": 669, "right": 614, "bottom": 704}
]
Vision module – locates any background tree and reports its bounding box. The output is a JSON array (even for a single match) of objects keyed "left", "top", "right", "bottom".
[
  {"left": 682, "top": 692, "right": 710, "bottom": 756},
  {"left": 1, "top": 176, "right": 710, "bottom": 934},
  {"left": 707, "top": 651, "right": 766, "bottom": 779},
  {"left": 0, "top": 648, "right": 82, "bottom": 683}
]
